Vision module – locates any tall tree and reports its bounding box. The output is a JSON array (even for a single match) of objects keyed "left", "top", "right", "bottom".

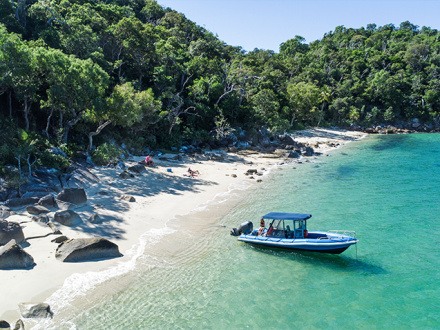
[
  {"left": 86, "top": 82, "right": 161, "bottom": 150},
  {"left": 286, "top": 81, "right": 320, "bottom": 126}
]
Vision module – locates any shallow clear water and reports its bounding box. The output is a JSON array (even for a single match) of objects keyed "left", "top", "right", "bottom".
[{"left": 54, "top": 134, "right": 440, "bottom": 329}]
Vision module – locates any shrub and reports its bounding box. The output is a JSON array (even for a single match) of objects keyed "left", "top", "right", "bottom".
[
  {"left": 38, "top": 151, "right": 70, "bottom": 170},
  {"left": 92, "top": 142, "right": 124, "bottom": 166}
]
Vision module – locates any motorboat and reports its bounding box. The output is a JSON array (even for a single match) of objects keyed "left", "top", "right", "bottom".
[{"left": 231, "top": 212, "right": 358, "bottom": 254}]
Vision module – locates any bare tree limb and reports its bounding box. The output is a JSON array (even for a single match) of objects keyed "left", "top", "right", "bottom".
[
  {"left": 215, "top": 86, "right": 243, "bottom": 106},
  {"left": 44, "top": 107, "right": 54, "bottom": 139},
  {"left": 15, "top": 155, "right": 23, "bottom": 179},
  {"left": 26, "top": 154, "right": 37, "bottom": 179},
  {"left": 87, "top": 120, "right": 112, "bottom": 150}
]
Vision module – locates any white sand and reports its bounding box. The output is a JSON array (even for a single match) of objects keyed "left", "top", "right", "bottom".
[{"left": 0, "top": 128, "right": 366, "bottom": 324}]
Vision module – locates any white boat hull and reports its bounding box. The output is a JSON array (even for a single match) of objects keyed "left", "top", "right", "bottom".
[{"left": 238, "top": 231, "right": 358, "bottom": 254}]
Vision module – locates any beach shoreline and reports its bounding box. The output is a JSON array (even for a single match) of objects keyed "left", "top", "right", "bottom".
[{"left": 0, "top": 128, "right": 366, "bottom": 325}]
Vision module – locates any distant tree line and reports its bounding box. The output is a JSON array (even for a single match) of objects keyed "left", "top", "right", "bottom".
[{"left": 1, "top": 0, "right": 440, "bottom": 172}]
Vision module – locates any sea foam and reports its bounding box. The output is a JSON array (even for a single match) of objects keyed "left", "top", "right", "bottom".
[{"left": 32, "top": 226, "right": 176, "bottom": 329}]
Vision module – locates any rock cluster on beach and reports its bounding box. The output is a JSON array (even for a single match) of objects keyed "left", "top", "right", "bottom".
[
  {"left": 0, "top": 220, "right": 25, "bottom": 245},
  {"left": 18, "top": 303, "right": 53, "bottom": 319},
  {"left": 0, "top": 185, "right": 121, "bottom": 269},
  {"left": 354, "top": 119, "right": 440, "bottom": 134},
  {"left": 0, "top": 182, "right": 122, "bottom": 323},
  {"left": 55, "top": 237, "right": 121, "bottom": 262},
  {"left": 0, "top": 240, "right": 35, "bottom": 270}
]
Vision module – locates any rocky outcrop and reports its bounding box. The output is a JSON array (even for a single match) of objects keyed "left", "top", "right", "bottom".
[
  {"left": 51, "top": 235, "right": 69, "bottom": 244},
  {"left": 55, "top": 237, "right": 121, "bottom": 262},
  {"left": 31, "top": 214, "right": 50, "bottom": 224},
  {"left": 88, "top": 213, "right": 102, "bottom": 224},
  {"left": 0, "top": 320, "right": 10, "bottom": 329},
  {"left": 65, "top": 166, "right": 100, "bottom": 189},
  {"left": 205, "top": 152, "right": 225, "bottom": 161},
  {"left": 14, "top": 319, "right": 25, "bottom": 330},
  {"left": 37, "top": 194, "right": 56, "bottom": 208},
  {"left": 54, "top": 210, "right": 82, "bottom": 226},
  {"left": 119, "top": 171, "right": 135, "bottom": 179},
  {"left": 19, "top": 169, "right": 62, "bottom": 200},
  {"left": 19, "top": 303, "right": 52, "bottom": 319},
  {"left": 26, "top": 205, "right": 50, "bottom": 215},
  {"left": 128, "top": 164, "right": 147, "bottom": 174},
  {"left": 121, "top": 195, "right": 136, "bottom": 202},
  {"left": 55, "top": 200, "right": 76, "bottom": 210},
  {"left": 304, "top": 147, "right": 314, "bottom": 156},
  {"left": 0, "top": 206, "right": 12, "bottom": 220},
  {"left": 56, "top": 188, "right": 87, "bottom": 206},
  {"left": 0, "top": 240, "right": 35, "bottom": 269},
  {"left": 279, "top": 133, "right": 296, "bottom": 146},
  {"left": 286, "top": 150, "right": 300, "bottom": 158},
  {"left": 5, "top": 197, "right": 40, "bottom": 209},
  {"left": 245, "top": 169, "right": 258, "bottom": 175},
  {"left": 0, "top": 220, "right": 25, "bottom": 245},
  {"left": 0, "top": 185, "right": 18, "bottom": 202}
]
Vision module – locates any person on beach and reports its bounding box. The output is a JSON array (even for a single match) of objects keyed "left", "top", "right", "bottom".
[
  {"left": 187, "top": 168, "right": 199, "bottom": 177},
  {"left": 258, "top": 218, "right": 265, "bottom": 236},
  {"left": 145, "top": 155, "right": 154, "bottom": 166}
]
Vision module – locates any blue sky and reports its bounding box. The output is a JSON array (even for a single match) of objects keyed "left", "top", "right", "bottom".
[{"left": 157, "top": 0, "right": 440, "bottom": 52}]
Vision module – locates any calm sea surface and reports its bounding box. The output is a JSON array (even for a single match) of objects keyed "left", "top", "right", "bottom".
[{"left": 44, "top": 134, "right": 440, "bottom": 329}]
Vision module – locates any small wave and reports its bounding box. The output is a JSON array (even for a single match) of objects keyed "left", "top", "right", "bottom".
[{"left": 31, "top": 226, "right": 176, "bottom": 329}]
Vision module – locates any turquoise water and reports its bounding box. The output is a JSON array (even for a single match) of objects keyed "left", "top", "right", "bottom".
[{"left": 55, "top": 134, "right": 440, "bottom": 329}]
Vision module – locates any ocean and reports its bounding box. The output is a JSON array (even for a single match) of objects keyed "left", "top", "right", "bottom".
[{"left": 37, "top": 133, "right": 440, "bottom": 329}]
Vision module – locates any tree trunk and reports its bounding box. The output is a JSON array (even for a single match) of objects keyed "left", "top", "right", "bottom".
[
  {"left": 317, "top": 102, "right": 325, "bottom": 128},
  {"left": 62, "top": 117, "right": 80, "bottom": 144},
  {"left": 15, "top": 155, "right": 22, "bottom": 179},
  {"left": 290, "top": 114, "right": 296, "bottom": 129},
  {"left": 62, "top": 107, "right": 84, "bottom": 144},
  {"left": 87, "top": 120, "right": 112, "bottom": 150},
  {"left": 23, "top": 98, "right": 32, "bottom": 132},
  {"left": 26, "top": 154, "right": 37, "bottom": 179},
  {"left": 45, "top": 107, "right": 54, "bottom": 139},
  {"left": 62, "top": 125, "right": 70, "bottom": 144},
  {"left": 138, "top": 70, "right": 143, "bottom": 90},
  {"left": 8, "top": 91, "right": 12, "bottom": 119}
]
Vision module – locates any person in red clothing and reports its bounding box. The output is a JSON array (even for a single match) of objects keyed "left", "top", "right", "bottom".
[
  {"left": 266, "top": 223, "right": 274, "bottom": 236},
  {"left": 145, "top": 155, "right": 154, "bottom": 166},
  {"left": 187, "top": 168, "right": 200, "bottom": 177}
]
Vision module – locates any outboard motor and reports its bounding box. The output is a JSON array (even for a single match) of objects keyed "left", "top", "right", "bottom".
[{"left": 230, "top": 221, "right": 253, "bottom": 236}]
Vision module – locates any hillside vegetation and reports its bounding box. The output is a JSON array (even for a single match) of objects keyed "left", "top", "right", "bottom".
[{"left": 1, "top": 0, "right": 440, "bottom": 172}]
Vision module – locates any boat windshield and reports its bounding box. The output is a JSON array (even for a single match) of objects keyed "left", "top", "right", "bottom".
[
  {"left": 265, "top": 219, "right": 307, "bottom": 238},
  {"left": 271, "top": 219, "right": 284, "bottom": 229}
]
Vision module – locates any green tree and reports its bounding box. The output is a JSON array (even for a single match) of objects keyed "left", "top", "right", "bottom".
[
  {"left": 60, "top": 56, "right": 109, "bottom": 143},
  {"left": 113, "top": 16, "right": 157, "bottom": 89},
  {"left": 286, "top": 81, "right": 320, "bottom": 126},
  {"left": 12, "top": 42, "right": 41, "bottom": 132},
  {"left": 279, "top": 35, "right": 309, "bottom": 57},
  {"left": 86, "top": 82, "right": 161, "bottom": 150}
]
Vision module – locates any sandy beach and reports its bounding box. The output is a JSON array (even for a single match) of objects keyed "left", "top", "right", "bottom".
[{"left": 0, "top": 128, "right": 366, "bottom": 325}]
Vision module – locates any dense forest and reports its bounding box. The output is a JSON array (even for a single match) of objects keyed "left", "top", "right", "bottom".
[{"left": 1, "top": 0, "right": 440, "bottom": 174}]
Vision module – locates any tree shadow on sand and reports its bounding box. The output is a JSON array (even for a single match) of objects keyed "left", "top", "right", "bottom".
[{"left": 63, "top": 162, "right": 220, "bottom": 240}]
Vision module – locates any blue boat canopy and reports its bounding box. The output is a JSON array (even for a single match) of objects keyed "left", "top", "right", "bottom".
[{"left": 262, "top": 212, "right": 312, "bottom": 221}]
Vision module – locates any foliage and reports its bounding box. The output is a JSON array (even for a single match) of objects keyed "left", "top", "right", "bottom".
[{"left": 91, "top": 142, "right": 124, "bottom": 165}]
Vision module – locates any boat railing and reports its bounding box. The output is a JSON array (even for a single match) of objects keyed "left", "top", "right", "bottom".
[{"left": 328, "top": 230, "right": 356, "bottom": 239}]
